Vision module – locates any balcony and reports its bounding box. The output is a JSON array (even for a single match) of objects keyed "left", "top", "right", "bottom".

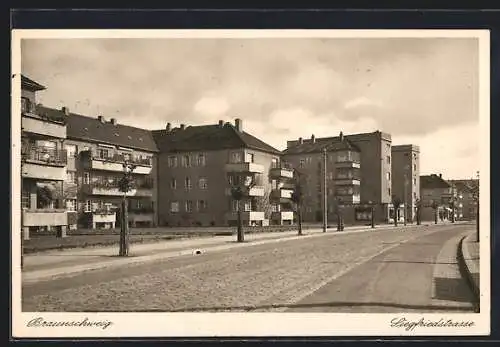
[
  {"left": 270, "top": 188, "right": 294, "bottom": 200},
  {"left": 22, "top": 114, "right": 66, "bottom": 138},
  {"left": 334, "top": 178, "right": 361, "bottom": 186},
  {"left": 225, "top": 186, "right": 265, "bottom": 197},
  {"left": 22, "top": 209, "right": 67, "bottom": 227},
  {"left": 271, "top": 211, "right": 294, "bottom": 222},
  {"left": 87, "top": 211, "right": 116, "bottom": 228},
  {"left": 225, "top": 162, "right": 264, "bottom": 174},
  {"left": 336, "top": 161, "right": 361, "bottom": 169},
  {"left": 269, "top": 167, "right": 294, "bottom": 179},
  {"left": 85, "top": 152, "right": 153, "bottom": 174},
  {"left": 22, "top": 146, "right": 67, "bottom": 181},
  {"left": 336, "top": 194, "right": 361, "bottom": 205}
]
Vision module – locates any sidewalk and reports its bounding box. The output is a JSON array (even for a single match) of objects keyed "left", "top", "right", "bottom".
[
  {"left": 459, "top": 231, "right": 480, "bottom": 300},
  {"left": 22, "top": 224, "right": 402, "bottom": 284}
]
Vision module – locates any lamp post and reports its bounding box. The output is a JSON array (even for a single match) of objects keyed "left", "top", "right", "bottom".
[
  {"left": 369, "top": 200, "right": 375, "bottom": 229},
  {"left": 323, "top": 148, "right": 328, "bottom": 233}
]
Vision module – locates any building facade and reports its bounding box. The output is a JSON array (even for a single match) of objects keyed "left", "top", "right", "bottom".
[
  {"left": 152, "top": 119, "right": 284, "bottom": 227},
  {"left": 20, "top": 76, "right": 69, "bottom": 240},
  {"left": 448, "top": 179, "right": 479, "bottom": 221},
  {"left": 391, "top": 144, "right": 421, "bottom": 222},
  {"left": 284, "top": 131, "right": 394, "bottom": 223},
  {"left": 420, "top": 174, "right": 457, "bottom": 221}
]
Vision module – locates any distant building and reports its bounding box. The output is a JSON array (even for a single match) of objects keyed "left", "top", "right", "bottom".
[
  {"left": 420, "top": 174, "right": 457, "bottom": 221},
  {"left": 152, "top": 119, "right": 284, "bottom": 227},
  {"left": 284, "top": 131, "right": 393, "bottom": 224},
  {"left": 391, "top": 145, "right": 420, "bottom": 222},
  {"left": 448, "top": 179, "right": 479, "bottom": 220}
]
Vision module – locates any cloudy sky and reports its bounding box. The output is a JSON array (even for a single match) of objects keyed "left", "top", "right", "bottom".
[{"left": 21, "top": 36, "right": 480, "bottom": 179}]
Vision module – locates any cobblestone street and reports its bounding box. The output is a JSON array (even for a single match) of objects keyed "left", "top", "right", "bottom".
[{"left": 22, "top": 224, "right": 476, "bottom": 312}]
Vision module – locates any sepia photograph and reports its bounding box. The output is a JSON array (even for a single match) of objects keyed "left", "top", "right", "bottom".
[{"left": 11, "top": 29, "right": 490, "bottom": 337}]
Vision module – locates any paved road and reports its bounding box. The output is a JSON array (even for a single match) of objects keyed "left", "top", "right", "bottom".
[{"left": 22, "top": 223, "right": 476, "bottom": 313}]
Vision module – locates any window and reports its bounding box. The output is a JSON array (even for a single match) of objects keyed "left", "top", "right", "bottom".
[
  {"left": 83, "top": 172, "right": 90, "bottom": 184},
  {"left": 21, "top": 97, "right": 33, "bottom": 113},
  {"left": 168, "top": 156, "right": 178, "bottom": 168},
  {"left": 199, "top": 177, "right": 208, "bottom": 190},
  {"left": 386, "top": 172, "right": 391, "bottom": 180},
  {"left": 299, "top": 159, "right": 305, "bottom": 168},
  {"left": 66, "top": 199, "right": 77, "bottom": 212},
  {"left": 182, "top": 155, "right": 191, "bottom": 167},
  {"left": 388, "top": 188, "right": 391, "bottom": 196},
  {"left": 413, "top": 164, "right": 417, "bottom": 171},
  {"left": 170, "top": 201, "right": 179, "bottom": 213},
  {"left": 185, "top": 177, "right": 192, "bottom": 190},
  {"left": 198, "top": 200, "right": 207, "bottom": 211},
  {"left": 271, "top": 204, "right": 280, "bottom": 212},
  {"left": 21, "top": 189, "right": 30, "bottom": 209},
  {"left": 271, "top": 179, "right": 278, "bottom": 190},
  {"left": 97, "top": 148, "right": 110, "bottom": 159},
  {"left": 328, "top": 172, "right": 334, "bottom": 180},
  {"left": 66, "top": 171, "right": 77, "bottom": 183},
  {"left": 170, "top": 178, "right": 177, "bottom": 189},
  {"left": 413, "top": 192, "right": 417, "bottom": 199},
  {"left": 185, "top": 200, "right": 193, "bottom": 213},
  {"left": 197, "top": 154, "right": 206, "bottom": 166},
  {"left": 413, "top": 178, "right": 417, "bottom": 185},
  {"left": 271, "top": 158, "right": 279, "bottom": 168},
  {"left": 244, "top": 202, "right": 252, "bottom": 212},
  {"left": 386, "top": 156, "right": 391, "bottom": 164},
  {"left": 66, "top": 144, "right": 77, "bottom": 158},
  {"left": 85, "top": 200, "right": 92, "bottom": 212},
  {"left": 245, "top": 153, "right": 254, "bottom": 163},
  {"left": 123, "top": 153, "right": 131, "bottom": 161},
  {"left": 231, "top": 152, "right": 243, "bottom": 163},
  {"left": 306, "top": 157, "right": 313, "bottom": 165},
  {"left": 232, "top": 200, "right": 239, "bottom": 212}
]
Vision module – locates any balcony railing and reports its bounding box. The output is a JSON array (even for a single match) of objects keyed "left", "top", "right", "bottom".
[
  {"left": 22, "top": 146, "right": 67, "bottom": 166},
  {"left": 269, "top": 167, "right": 294, "bottom": 179},
  {"left": 88, "top": 152, "right": 152, "bottom": 166}
]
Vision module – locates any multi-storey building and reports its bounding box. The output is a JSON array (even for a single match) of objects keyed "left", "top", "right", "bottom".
[
  {"left": 448, "top": 179, "right": 479, "bottom": 221},
  {"left": 420, "top": 174, "right": 457, "bottom": 221},
  {"left": 34, "top": 107, "right": 160, "bottom": 230},
  {"left": 285, "top": 130, "right": 393, "bottom": 223},
  {"left": 152, "top": 119, "right": 283, "bottom": 227},
  {"left": 283, "top": 132, "right": 363, "bottom": 224},
  {"left": 20, "top": 75, "right": 69, "bottom": 240},
  {"left": 391, "top": 145, "right": 420, "bottom": 222}
]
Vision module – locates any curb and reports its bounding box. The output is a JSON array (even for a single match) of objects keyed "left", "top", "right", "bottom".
[{"left": 456, "top": 233, "right": 480, "bottom": 312}]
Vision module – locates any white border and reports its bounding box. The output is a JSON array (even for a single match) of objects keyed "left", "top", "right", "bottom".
[{"left": 11, "top": 29, "right": 491, "bottom": 338}]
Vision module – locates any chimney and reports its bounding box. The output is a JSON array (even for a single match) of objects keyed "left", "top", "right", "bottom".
[
  {"left": 439, "top": 173, "right": 442, "bottom": 179},
  {"left": 97, "top": 115, "right": 105, "bottom": 123},
  {"left": 298, "top": 137, "right": 303, "bottom": 145},
  {"left": 61, "top": 106, "right": 70, "bottom": 116},
  {"left": 180, "top": 124, "right": 186, "bottom": 130},
  {"left": 166, "top": 122, "right": 171, "bottom": 132},
  {"left": 235, "top": 118, "right": 243, "bottom": 132},
  {"left": 339, "top": 131, "right": 344, "bottom": 142},
  {"left": 311, "top": 134, "right": 316, "bottom": 143},
  {"left": 110, "top": 118, "right": 117, "bottom": 125},
  {"left": 218, "top": 120, "right": 224, "bottom": 127}
]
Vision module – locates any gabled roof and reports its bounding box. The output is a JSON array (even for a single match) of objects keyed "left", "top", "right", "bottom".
[
  {"left": 282, "top": 135, "right": 361, "bottom": 155},
  {"left": 21, "top": 74, "right": 46, "bottom": 92},
  {"left": 152, "top": 123, "right": 281, "bottom": 155},
  {"left": 420, "top": 174, "right": 451, "bottom": 189},
  {"left": 38, "top": 106, "right": 158, "bottom": 152}
]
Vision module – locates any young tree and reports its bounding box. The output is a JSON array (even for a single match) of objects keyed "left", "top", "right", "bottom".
[
  {"left": 230, "top": 175, "right": 256, "bottom": 243},
  {"left": 117, "top": 162, "right": 137, "bottom": 256},
  {"left": 392, "top": 196, "right": 402, "bottom": 227}
]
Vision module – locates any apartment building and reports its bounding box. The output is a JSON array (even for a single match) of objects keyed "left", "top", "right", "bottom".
[
  {"left": 391, "top": 145, "right": 421, "bottom": 222},
  {"left": 420, "top": 174, "right": 457, "bottom": 221},
  {"left": 20, "top": 75, "right": 69, "bottom": 240},
  {"left": 283, "top": 132, "right": 364, "bottom": 224},
  {"left": 152, "top": 119, "right": 283, "bottom": 227},
  {"left": 285, "top": 130, "right": 393, "bottom": 223},
  {"left": 448, "top": 179, "right": 479, "bottom": 220}
]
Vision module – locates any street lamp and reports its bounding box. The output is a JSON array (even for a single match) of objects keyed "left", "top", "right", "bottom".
[
  {"left": 322, "top": 148, "right": 328, "bottom": 233},
  {"left": 369, "top": 200, "right": 375, "bottom": 229}
]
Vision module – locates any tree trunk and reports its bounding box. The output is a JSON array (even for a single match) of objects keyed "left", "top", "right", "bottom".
[
  {"left": 434, "top": 209, "right": 438, "bottom": 224},
  {"left": 371, "top": 206, "right": 375, "bottom": 229},
  {"left": 119, "top": 198, "right": 129, "bottom": 256},
  {"left": 394, "top": 208, "right": 398, "bottom": 227},
  {"left": 237, "top": 200, "right": 244, "bottom": 242},
  {"left": 416, "top": 207, "right": 421, "bottom": 225}
]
